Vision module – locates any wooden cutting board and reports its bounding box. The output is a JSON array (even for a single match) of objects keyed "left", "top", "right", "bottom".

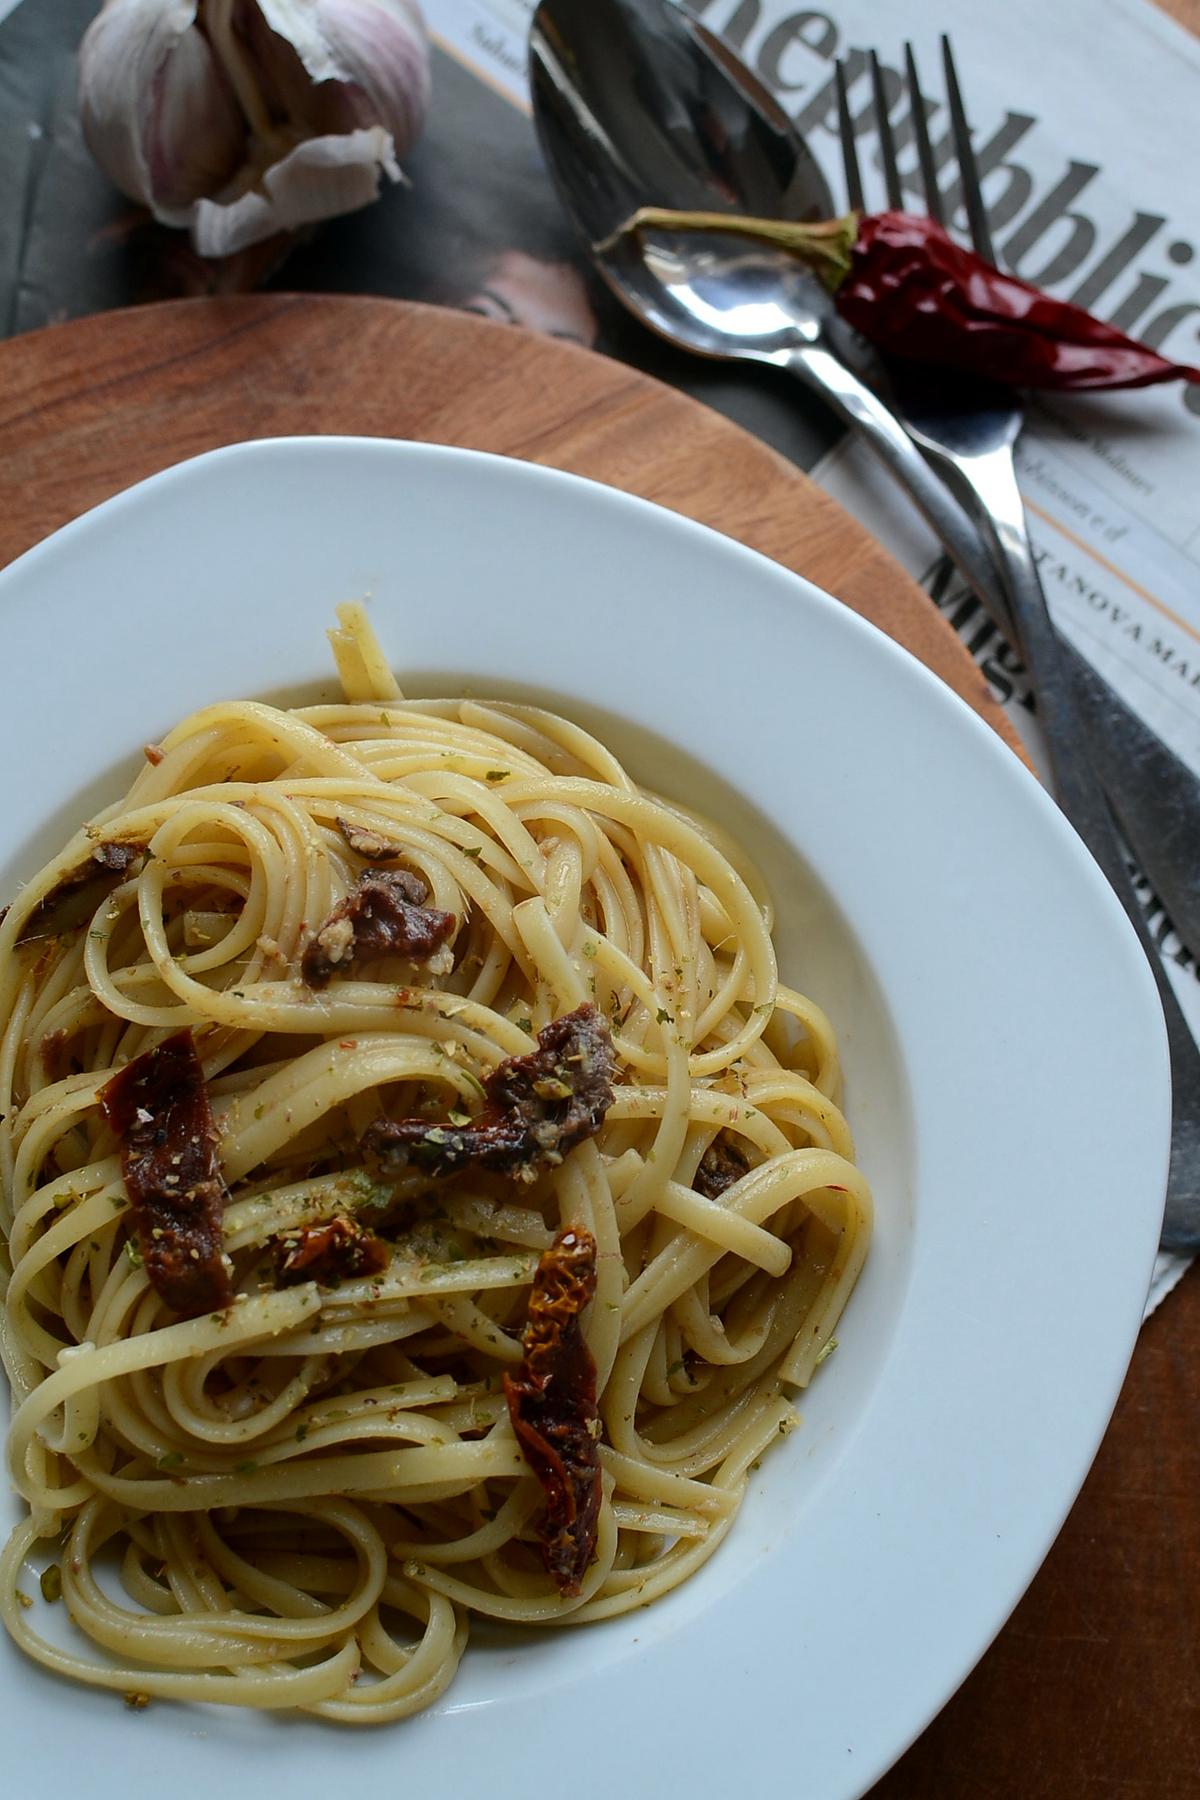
[{"left": 0, "top": 293, "right": 1021, "bottom": 758}]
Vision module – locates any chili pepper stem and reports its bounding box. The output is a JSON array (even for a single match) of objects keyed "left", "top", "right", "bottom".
[{"left": 598, "top": 207, "right": 861, "bottom": 293}]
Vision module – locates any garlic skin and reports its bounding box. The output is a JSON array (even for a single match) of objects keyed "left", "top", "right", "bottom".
[
  {"left": 78, "top": 0, "right": 431, "bottom": 257},
  {"left": 79, "top": 0, "right": 245, "bottom": 212}
]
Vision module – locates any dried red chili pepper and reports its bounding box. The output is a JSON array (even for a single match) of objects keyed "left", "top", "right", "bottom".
[
  {"left": 836, "top": 210, "right": 1200, "bottom": 391},
  {"left": 614, "top": 207, "right": 1200, "bottom": 393},
  {"left": 503, "top": 1228, "right": 602, "bottom": 1597}
]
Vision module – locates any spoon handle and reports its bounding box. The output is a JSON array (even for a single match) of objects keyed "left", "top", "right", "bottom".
[{"left": 781, "top": 344, "right": 1002, "bottom": 599}]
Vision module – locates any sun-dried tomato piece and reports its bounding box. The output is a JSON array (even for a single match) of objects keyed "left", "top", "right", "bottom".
[
  {"left": 363, "top": 1004, "right": 615, "bottom": 1184},
  {"left": 274, "top": 1215, "right": 388, "bottom": 1287},
  {"left": 301, "top": 869, "right": 456, "bottom": 987},
  {"left": 17, "top": 841, "right": 144, "bottom": 943},
  {"left": 695, "top": 1133, "right": 750, "bottom": 1200},
  {"left": 100, "top": 1030, "right": 233, "bottom": 1318},
  {"left": 503, "top": 1229, "right": 601, "bottom": 1596}
]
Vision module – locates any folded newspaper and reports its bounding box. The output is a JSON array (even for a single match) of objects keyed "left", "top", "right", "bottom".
[
  {"left": 423, "top": 0, "right": 1198, "bottom": 1309},
  {"left": 0, "top": 0, "right": 1194, "bottom": 1301}
]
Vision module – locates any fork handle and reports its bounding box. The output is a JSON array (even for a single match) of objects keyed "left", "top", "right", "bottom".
[
  {"left": 916, "top": 438, "right": 1200, "bottom": 960},
  {"left": 780, "top": 343, "right": 997, "bottom": 594},
  {"left": 966, "top": 449, "right": 1198, "bottom": 1252}
]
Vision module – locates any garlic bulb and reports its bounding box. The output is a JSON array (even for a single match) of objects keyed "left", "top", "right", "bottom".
[{"left": 79, "top": 0, "right": 431, "bottom": 257}]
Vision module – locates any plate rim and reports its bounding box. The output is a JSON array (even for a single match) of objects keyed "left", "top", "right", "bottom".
[{"left": 0, "top": 435, "right": 1170, "bottom": 1799}]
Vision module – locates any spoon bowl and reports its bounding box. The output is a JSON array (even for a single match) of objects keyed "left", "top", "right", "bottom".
[
  {"left": 529, "top": 0, "right": 836, "bottom": 359},
  {"left": 529, "top": 0, "right": 994, "bottom": 580}
]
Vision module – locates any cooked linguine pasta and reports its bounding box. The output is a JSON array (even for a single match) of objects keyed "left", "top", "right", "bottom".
[{"left": 0, "top": 605, "right": 871, "bottom": 1721}]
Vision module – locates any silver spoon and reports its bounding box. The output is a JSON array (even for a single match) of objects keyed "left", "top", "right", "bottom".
[
  {"left": 530, "top": 0, "right": 1196, "bottom": 1251},
  {"left": 529, "top": 0, "right": 991, "bottom": 594}
]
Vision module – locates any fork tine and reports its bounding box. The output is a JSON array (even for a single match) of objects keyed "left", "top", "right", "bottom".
[
  {"left": 868, "top": 51, "right": 904, "bottom": 209},
  {"left": 903, "top": 42, "right": 944, "bottom": 226},
  {"left": 941, "top": 34, "right": 995, "bottom": 262},
  {"left": 834, "top": 60, "right": 865, "bottom": 212}
]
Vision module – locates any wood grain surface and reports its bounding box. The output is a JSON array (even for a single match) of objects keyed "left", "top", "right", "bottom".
[
  {"left": 0, "top": 294, "right": 1021, "bottom": 755},
  {"left": 0, "top": 293, "right": 1194, "bottom": 1797},
  {"left": 1165, "top": 0, "right": 1200, "bottom": 30}
]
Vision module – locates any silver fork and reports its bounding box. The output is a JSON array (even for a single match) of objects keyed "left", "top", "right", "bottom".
[{"left": 838, "top": 38, "right": 1198, "bottom": 1253}]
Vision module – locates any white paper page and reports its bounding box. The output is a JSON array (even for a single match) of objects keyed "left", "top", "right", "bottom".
[{"left": 424, "top": 0, "right": 535, "bottom": 106}]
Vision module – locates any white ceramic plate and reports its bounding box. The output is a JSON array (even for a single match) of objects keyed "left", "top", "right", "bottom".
[{"left": 0, "top": 439, "right": 1168, "bottom": 1799}]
